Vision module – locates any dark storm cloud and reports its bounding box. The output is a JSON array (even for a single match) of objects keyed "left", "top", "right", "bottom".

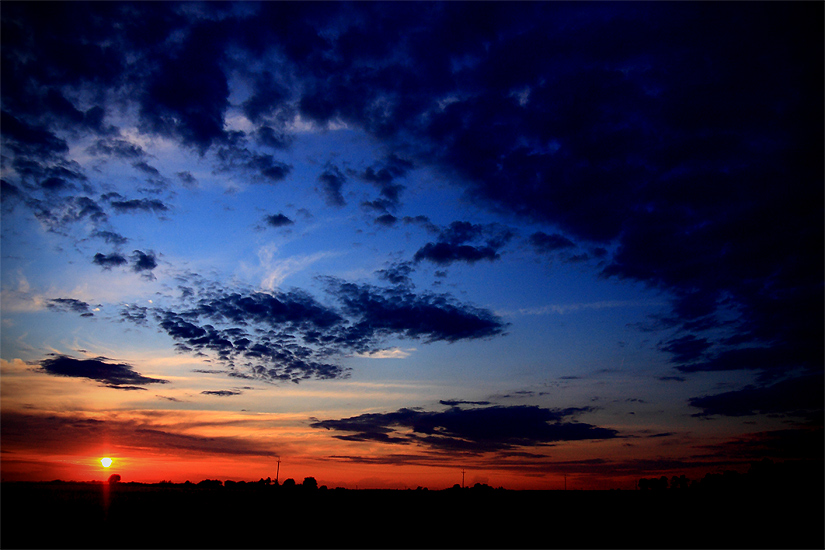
[
  {"left": 688, "top": 373, "right": 824, "bottom": 419},
  {"left": 241, "top": 71, "right": 291, "bottom": 125},
  {"left": 414, "top": 221, "right": 514, "bottom": 266},
  {"left": 93, "top": 252, "right": 128, "bottom": 269},
  {"left": 275, "top": 2, "right": 821, "bottom": 387},
  {"left": 677, "top": 346, "right": 821, "bottom": 385},
  {"left": 2, "top": 2, "right": 820, "bottom": 409},
  {"left": 0, "top": 111, "right": 68, "bottom": 159},
  {"left": 38, "top": 354, "right": 168, "bottom": 387},
  {"left": 529, "top": 232, "right": 576, "bottom": 253},
  {"left": 138, "top": 17, "right": 231, "bottom": 152},
  {"left": 659, "top": 334, "right": 713, "bottom": 365},
  {"left": 312, "top": 404, "right": 618, "bottom": 453},
  {"left": 254, "top": 125, "right": 293, "bottom": 150},
  {"left": 699, "top": 427, "right": 824, "bottom": 462},
  {"left": 47, "top": 298, "right": 95, "bottom": 317}
]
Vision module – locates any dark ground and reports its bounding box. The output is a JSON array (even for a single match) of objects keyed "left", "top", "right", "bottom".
[{"left": 1, "top": 481, "right": 823, "bottom": 549}]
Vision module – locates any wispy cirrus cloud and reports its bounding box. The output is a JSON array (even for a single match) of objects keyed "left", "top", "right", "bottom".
[
  {"left": 501, "top": 300, "right": 667, "bottom": 317},
  {"left": 256, "top": 244, "right": 338, "bottom": 290},
  {"left": 0, "top": 410, "right": 279, "bottom": 458}
]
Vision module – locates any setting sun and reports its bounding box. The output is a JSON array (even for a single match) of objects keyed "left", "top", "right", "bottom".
[{"left": 100, "top": 457, "right": 113, "bottom": 468}]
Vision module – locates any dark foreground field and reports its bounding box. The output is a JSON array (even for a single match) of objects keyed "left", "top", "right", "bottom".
[{"left": 2, "top": 481, "right": 823, "bottom": 549}]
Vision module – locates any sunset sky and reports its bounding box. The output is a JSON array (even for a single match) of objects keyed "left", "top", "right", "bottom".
[{"left": 1, "top": 1, "right": 822, "bottom": 490}]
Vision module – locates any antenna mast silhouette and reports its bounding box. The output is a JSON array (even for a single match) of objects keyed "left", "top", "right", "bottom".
[{"left": 276, "top": 456, "right": 281, "bottom": 485}]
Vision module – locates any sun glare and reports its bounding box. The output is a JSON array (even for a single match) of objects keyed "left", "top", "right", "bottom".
[{"left": 100, "top": 457, "right": 113, "bottom": 468}]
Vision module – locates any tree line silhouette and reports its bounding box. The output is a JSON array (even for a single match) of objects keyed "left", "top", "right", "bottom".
[
  {"left": 637, "top": 458, "right": 822, "bottom": 492},
  {"left": 3, "top": 458, "right": 822, "bottom": 549},
  {"left": 107, "top": 474, "right": 505, "bottom": 493}
]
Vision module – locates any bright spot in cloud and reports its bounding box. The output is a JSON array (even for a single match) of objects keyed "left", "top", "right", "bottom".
[
  {"left": 356, "top": 348, "right": 416, "bottom": 359},
  {"left": 100, "top": 457, "right": 113, "bottom": 468}
]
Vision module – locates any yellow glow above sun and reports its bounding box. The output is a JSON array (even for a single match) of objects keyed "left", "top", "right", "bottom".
[{"left": 100, "top": 457, "right": 113, "bottom": 468}]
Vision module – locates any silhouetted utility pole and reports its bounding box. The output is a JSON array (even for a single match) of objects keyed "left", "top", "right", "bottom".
[
  {"left": 276, "top": 457, "right": 281, "bottom": 484},
  {"left": 462, "top": 469, "right": 465, "bottom": 488}
]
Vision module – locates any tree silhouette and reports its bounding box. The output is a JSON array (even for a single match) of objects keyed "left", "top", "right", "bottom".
[
  {"left": 302, "top": 476, "right": 318, "bottom": 489},
  {"left": 108, "top": 473, "right": 121, "bottom": 484},
  {"left": 638, "top": 476, "right": 668, "bottom": 490},
  {"left": 670, "top": 475, "right": 689, "bottom": 490}
]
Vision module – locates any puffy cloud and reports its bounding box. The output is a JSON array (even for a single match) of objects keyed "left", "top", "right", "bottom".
[
  {"left": 109, "top": 198, "right": 169, "bottom": 214},
  {"left": 131, "top": 250, "right": 158, "bottom": 274},
  {"left": 327, "top": 278, "right": 508, "bottom": 345},
  {"left": 264, "top": 213, "right": 294, "bottom": 228},
  {"left": 213, "top": 144, "right": 293, "bottom": 184},
  {"left": 375, "top": 261, "right": 414, "bottom": 287},
  {"left": 317, "top": 163, "right": 347, "bottom": 207},
  {"left": 93, "top": 252, "right": 128, "bottom": 269},
  {"left": 86, "top": 138, "right": 146, "bottom": 160},
  {"left": 312, "top": 404, "right": 618, "bottom": 453},
  {"left": 92, "top": 230, "right": 128, "bottom": 246},
  {"left": 357, "top": 154, "right": 414, "bottom": 213},
  {"left": 414, "top": 221, "right": 514, "bottom": 266},
  {"left": 374, "top": 213, "right": 397, "bottom": 227},
  {"left": 47, "top": 298, "right": 95, "bottom": 317},
  {"left": 32, "top": 196, "right": 108, "bottom": 232},
  {"left": 116, "top": 277, "right": 506, "bottom": 384}
]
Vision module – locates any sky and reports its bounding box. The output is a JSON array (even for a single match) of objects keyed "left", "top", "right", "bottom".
[{"left": 1, "top": 1, "right": 822, "bottom": 490}]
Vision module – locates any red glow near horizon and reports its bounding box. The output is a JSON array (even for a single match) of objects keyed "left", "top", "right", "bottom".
[{"left": 0, "top": 449, "right": 709, "bottom": 490}]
